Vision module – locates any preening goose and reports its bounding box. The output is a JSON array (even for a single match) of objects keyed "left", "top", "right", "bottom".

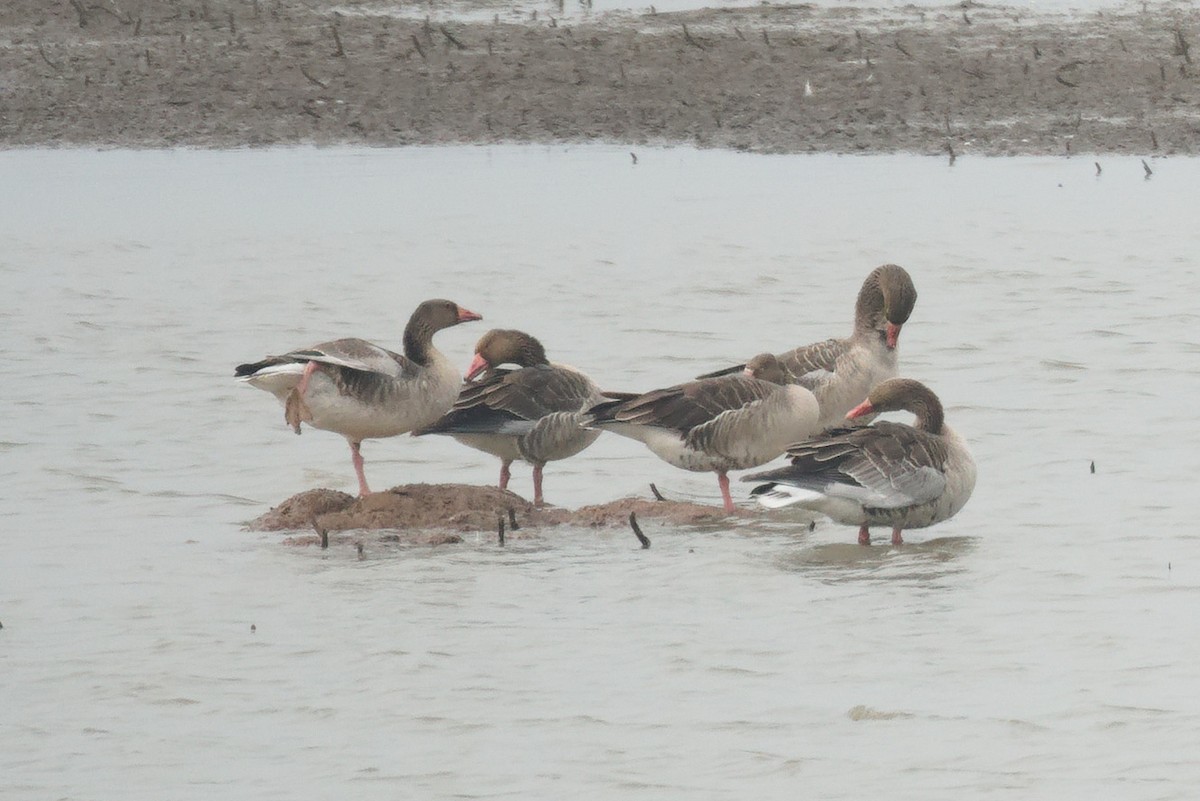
[
  {"left": 416, "top": 329, "right": 604, "bottom": 506},
  {"left": 235, "top": 298, "right": 481, "bottom": 497},
  {"left": 744, "top": 378, "right": 975, "bottom": 545},
  {"left": 698, "top": 264, "right": 918, "bottom": 429},
  {"left": 584, "top": 354, "right": 820, "bottom": 513}
]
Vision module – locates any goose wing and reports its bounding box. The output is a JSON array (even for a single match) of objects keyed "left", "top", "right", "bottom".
[{"left": 748, "top": 422, "right": 948, "bottom": 509}]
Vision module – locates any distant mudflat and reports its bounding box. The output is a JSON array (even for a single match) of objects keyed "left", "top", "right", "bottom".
[{"left": 3, "top": 0, "right": 1197, "bottom": 154}]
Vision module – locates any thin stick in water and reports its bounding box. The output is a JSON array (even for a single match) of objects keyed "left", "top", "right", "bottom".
[
  {"left": 649, "top": 483, "right": 666, "bottom": 501},
  {"left": 629, "top": 512, "right": 650, "bottom": 549}
]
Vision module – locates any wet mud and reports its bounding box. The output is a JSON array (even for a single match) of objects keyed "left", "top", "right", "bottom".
[
  {"left": 247, "top": 482, "right": 757, "bottom": 543},
  {"left": 3, "top": 0, "right": 1198, "bottom": 154}
]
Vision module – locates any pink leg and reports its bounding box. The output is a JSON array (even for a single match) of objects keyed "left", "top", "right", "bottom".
[
  {"left": 891, "top": 528, "right": 904, "bottom": 546},
  {"left": 349, "top": 440, "right": 371, "bottom": 497},
  {"left": 858, "top": 525, "right": 871, "bottom": 546},
  {"left": 285, "top": 361, "right": 320, "bottom": 434},
  {"left": 533, "top": 464, "right": 545, "bottom": 507},
  {"left": 717, "top": 471, "right": 735, "bottom": 514},
  {"left": 498, "top": 459, "right": 512, "bottom": 490},
  {"left": 297, "top": 361, "right": 318, "bottom": 396}
]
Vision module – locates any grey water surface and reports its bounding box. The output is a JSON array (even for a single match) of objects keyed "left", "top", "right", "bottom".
[{"left": 2, "top": 145, "right": 1198, "bottom": 799}]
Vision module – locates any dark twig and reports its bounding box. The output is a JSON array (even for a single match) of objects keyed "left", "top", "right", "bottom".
[
  {"left": 629, "top": 512, "right": 651, "bottom": 549},
  {"left": 682, "top": 23, "right": 705, "bottom": 49},
  {"left": 1094, "top": 161, "right": 1102, "bottom": 176},
  {"left": 330, "top": 24, "right": 345, "bottom": 57},
  {"left": 299, "top": 66, "right": 328, "bottom": 88},
  {"left": 37, "top": 43, "right": 61, "bottom": 72},
  {"left": 440, "top": 25, "right": 466, "bottom": 50},
  {"left": 498, "top": 515, "right": 506, "bottom": 546},
  {"left": 70, "top": 0, "right": 88, "bottom": 27},
  {"left": 630, "top": 151, "right": 638, "bottom": 164},
  {"left": 89, "top": 5, "right": 132, "bottom": 24},
  {"left": 893, "top": 35, "right": 914, "bottom": 59},
  {"left": 411, "top": 34, "right": 427, "bottom": 60},
  {"left": 507, "top": 507, "right": 519, "bottom": 531},
  {"left": 649, "top": 483, "right": 666, "bottom": 501},
  {"left": 313, "top": 520, "right": 329, "bottom": 549},
  {"left": 1055, "top": 60, "right": 1084, "bottom": 87},
  {"left": 946, "top": 142, "right": 956, "bottom": 165},
  {"left": 1142, "top": 159, "right": 1153, "bottom": 178},
  {"left": 1090, "top": 460, "right": 1096, "bottom": 474},
  {"left": 1173, "top": 27, "right": 1191, "bottom": 63}
]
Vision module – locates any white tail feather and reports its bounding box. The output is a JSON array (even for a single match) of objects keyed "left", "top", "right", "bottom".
[
  {"left": 240, "top": 363, "right": 306, "bottom": 396},
  {"left": 751, "top": 483, "right": 822, "bottom": 509}
]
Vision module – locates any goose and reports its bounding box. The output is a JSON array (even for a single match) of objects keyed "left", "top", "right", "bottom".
[
  {"left": 744, "top": 378, "right": 975, "bottom": 545},
  {"left": 698, "top": 264, "right": 917, "bottom": 429},
  {"left": 584, "top": 354, "right": 820, "bottom": 513},
  {"left": 235, "top": 298, "right": 481, "bottom": 497},
  {"left": 416, "top": 329, "right": 604, "bottom": 506}
]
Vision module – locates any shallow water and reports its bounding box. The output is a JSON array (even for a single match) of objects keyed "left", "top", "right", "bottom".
[{"left": 3, "top": 145, "right": 1200, "bottom": 799}]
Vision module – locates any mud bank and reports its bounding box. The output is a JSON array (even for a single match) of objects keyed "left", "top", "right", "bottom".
[
  {"left": 247, "top": 483, "right": 758, "bottom": 544},
  {"left": 3, "top": 1, "right": 1198, "bottom": 154}
]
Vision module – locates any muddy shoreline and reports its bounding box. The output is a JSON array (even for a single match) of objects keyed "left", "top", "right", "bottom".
[
  {"left": 248, "top": 484, "right": 762, "bottom": 544},
  {"left": 3, "top": 1, "right": 1197, "bottom": 154}
]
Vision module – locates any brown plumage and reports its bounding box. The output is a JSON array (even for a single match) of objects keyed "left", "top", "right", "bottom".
[
  {"left": 698, "top": 264, "right": 918, "bottom": 428},
  {"left": 235, "top": 299, "right": 482, "bottom": 497},
  {"left": 745, "top": 378, "right": 976, "bottom": 545},
  {"left": 585, "top": 354, "right": 821, "bottom": 513},
  {"left": 416, "top": 329, "right": 603, "bottom": 506}
]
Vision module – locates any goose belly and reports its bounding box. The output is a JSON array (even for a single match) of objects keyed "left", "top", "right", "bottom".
[
  {"left": 519, "top": 414, "right": 602, "bottom": 464},
  {"left": 602, "top": 423, "right": 729, "bottom": 473},
  {"left": 453, "top": 433, "right": 523, "bottom": 462},
  {"left": 302, "top": 371, "right": 458, "bottom": 441}
]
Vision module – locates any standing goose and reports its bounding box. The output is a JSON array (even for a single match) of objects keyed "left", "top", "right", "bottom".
[
  {"left": 416, "top": 329, "right": 604, "bottom": 506},
  {"left": 584, "top": 354, "right": 820, "bottom": 513},
  {"left": 699, "top": 264, "right": 918, "bottom": 429},
  {"left": 235, "top": 298, "right": 482, "bottom": 497},
  {"left": 744, "top": 378, "right": 975, "bottom": 545}
]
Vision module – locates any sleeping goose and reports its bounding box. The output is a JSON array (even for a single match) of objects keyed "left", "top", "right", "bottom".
[
  {"left": 744, "top": 378, "right": 975, "bottom": 545},
  {"left": 698, "top": 264, "right": 917, "bottom": 429},
  {"left": 583, "top": 353, "right": 820, "bottom": 513},
  {"left": 235, "top": 298, "right": 482, "bottom": 497},
  {"left": 415, "top": 329, "right": 604, "bottom": 506}
]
